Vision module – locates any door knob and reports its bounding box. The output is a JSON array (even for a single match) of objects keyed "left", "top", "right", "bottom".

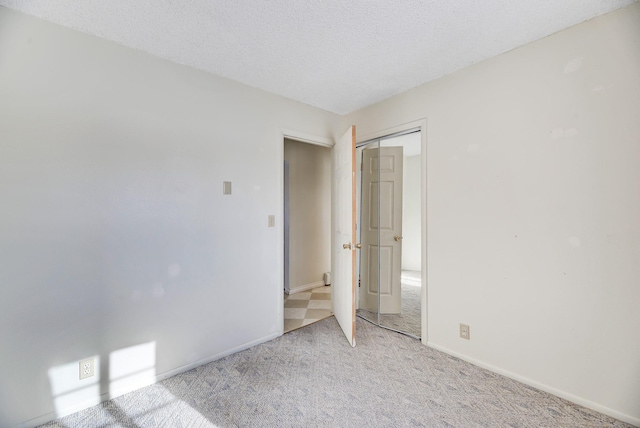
[
  {"left": 394, "top": 235, "right": 403, "bottom": 241},
  {"left": 355, "top": 243, "right": 362, "bottom": 249},
  {"left": 343, "top": 243, "right": 352, "bottom": 249}
]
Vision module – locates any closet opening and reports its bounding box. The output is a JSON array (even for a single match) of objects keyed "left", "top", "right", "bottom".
[{"left": 355, "top": 129, "right": 423, "bottom": 339}]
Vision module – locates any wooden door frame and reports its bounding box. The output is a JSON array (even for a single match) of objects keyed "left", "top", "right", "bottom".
[{"left": 356, "top": 118, "right": 428, "bottom": 344}]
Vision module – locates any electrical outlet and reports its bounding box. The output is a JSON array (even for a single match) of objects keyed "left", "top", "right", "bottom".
[
  {"left": 459, "top": 323, "right": 470, "bottom": 340},
  {"left": 79, "top": 357, "right": 95, "bottom": 380}
]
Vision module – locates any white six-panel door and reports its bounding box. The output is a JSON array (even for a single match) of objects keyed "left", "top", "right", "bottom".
[{"left": 359, "top": 146, "right": 403, "bottom": 314}]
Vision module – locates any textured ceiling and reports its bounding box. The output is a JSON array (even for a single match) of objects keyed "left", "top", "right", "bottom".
[{"left": 1, "top": 0, "right": 636, "bottom": 114}]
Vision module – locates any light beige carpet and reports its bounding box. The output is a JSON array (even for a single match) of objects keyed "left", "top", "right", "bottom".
[
  {"left": 41, "top": 317, "right": 631, "bottom": 427},
  {"left": 358, "top": 279, "right": 421, "bottom": 337}
]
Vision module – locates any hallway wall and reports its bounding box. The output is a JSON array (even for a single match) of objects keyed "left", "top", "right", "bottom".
[
  {"left": 402, "top": 154, "right": 422, "bottom": 271},
  {"left": 284, "top": 140, "right": 331, "bottom": 292}
]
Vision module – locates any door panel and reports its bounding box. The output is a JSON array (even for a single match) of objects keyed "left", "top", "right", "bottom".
[
  {"left": 359, "top": 146, "right": 379, "bottom": 313},
  {"left": 331, "top": 126, "right": 356, "bottom": 347},
  {"left": 378, "top": 245, "right": 394, "bottom": 296},
  {"left": 359, "top": 146, "right": 403, "bottom": 314}
]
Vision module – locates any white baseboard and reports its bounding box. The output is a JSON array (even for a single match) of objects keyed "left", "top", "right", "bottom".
[
  {"left": 18, "top": 332, "right": 280, "bottom": 428},
  {"left": 288, "top": 280, "right": 326, "bottom": 294},
  {"left": 426, "top": 341, "right": 640, "bottom": 427}
]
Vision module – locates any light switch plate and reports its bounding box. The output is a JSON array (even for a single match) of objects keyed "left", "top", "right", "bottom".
[
  {"left": 223, "top": 181, "right": 232, "bottom": 195},
  {"left": 268, "top": 215, "right": 275, "bottom": 227}
]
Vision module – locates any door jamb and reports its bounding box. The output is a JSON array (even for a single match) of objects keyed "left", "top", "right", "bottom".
[{"left": 356, "top": 118, "right": 428, "bottom": 345}]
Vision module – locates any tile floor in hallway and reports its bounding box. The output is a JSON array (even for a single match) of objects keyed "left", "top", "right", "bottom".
[{"left": 284, "top": 285, "right": 332, "bottom": 333}]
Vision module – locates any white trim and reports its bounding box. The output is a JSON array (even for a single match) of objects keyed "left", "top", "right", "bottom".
[
  {"left": 357, "top": 119, "right": 424, "bottom": 145},
  {"left": 283, "top": 160, "right": 290, "bottom": 294},
  {"left": 426, "top": 341, "right": 640, "bottom": 427},
  {"left": 287, "top": 280, "right": 326, "bottom": 294},
  {"left": 420, "top": 120, "right": 427, "bottom": 347},
  {"left": 282, "top": 128, "right": 333, "bottom": 147},
  {"left": 357, "top": 127, "right": 420, "bottom": 147},
  {"left": 20, "top": 332, "right": 280, "bottom": 428},
  {"left": 277, "top": 137, "right": 285, "bottom": 336}
]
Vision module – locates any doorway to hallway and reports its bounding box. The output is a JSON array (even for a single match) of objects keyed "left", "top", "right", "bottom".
[
  {"left": 279, "top": 119, "right": 427, "bottom": 345},
  {"left": 283, "top": 138, "right": 333, "bottom": 332}
]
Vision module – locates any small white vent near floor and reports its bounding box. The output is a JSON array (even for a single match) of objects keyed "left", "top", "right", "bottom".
[{"left": 323, "top": 272, "right": 331, "bottom": 286}]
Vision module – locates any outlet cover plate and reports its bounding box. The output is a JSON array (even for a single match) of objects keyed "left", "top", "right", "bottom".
[
  {"left": 79, "top": 357, "right": 95, "bottom": 380},
  {"left": 460, "top": 323, "right": 470, "bottom": 340}
]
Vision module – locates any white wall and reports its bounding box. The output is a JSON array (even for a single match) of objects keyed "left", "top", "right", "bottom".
[
  {"left": 402, "top": 155, "right": 421, "bottom": 271},
  {"left": 3, "top": 3, "right": 639, "bottom": 427},
  {"left": 284, "top": 139, "right": 331, "bottom": 292},
  {"left": 344, "top": 4, "right": 640, "bottom": 425},
  {"left": 0, "top": 7, "right": 337, "bottom": 427}
]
